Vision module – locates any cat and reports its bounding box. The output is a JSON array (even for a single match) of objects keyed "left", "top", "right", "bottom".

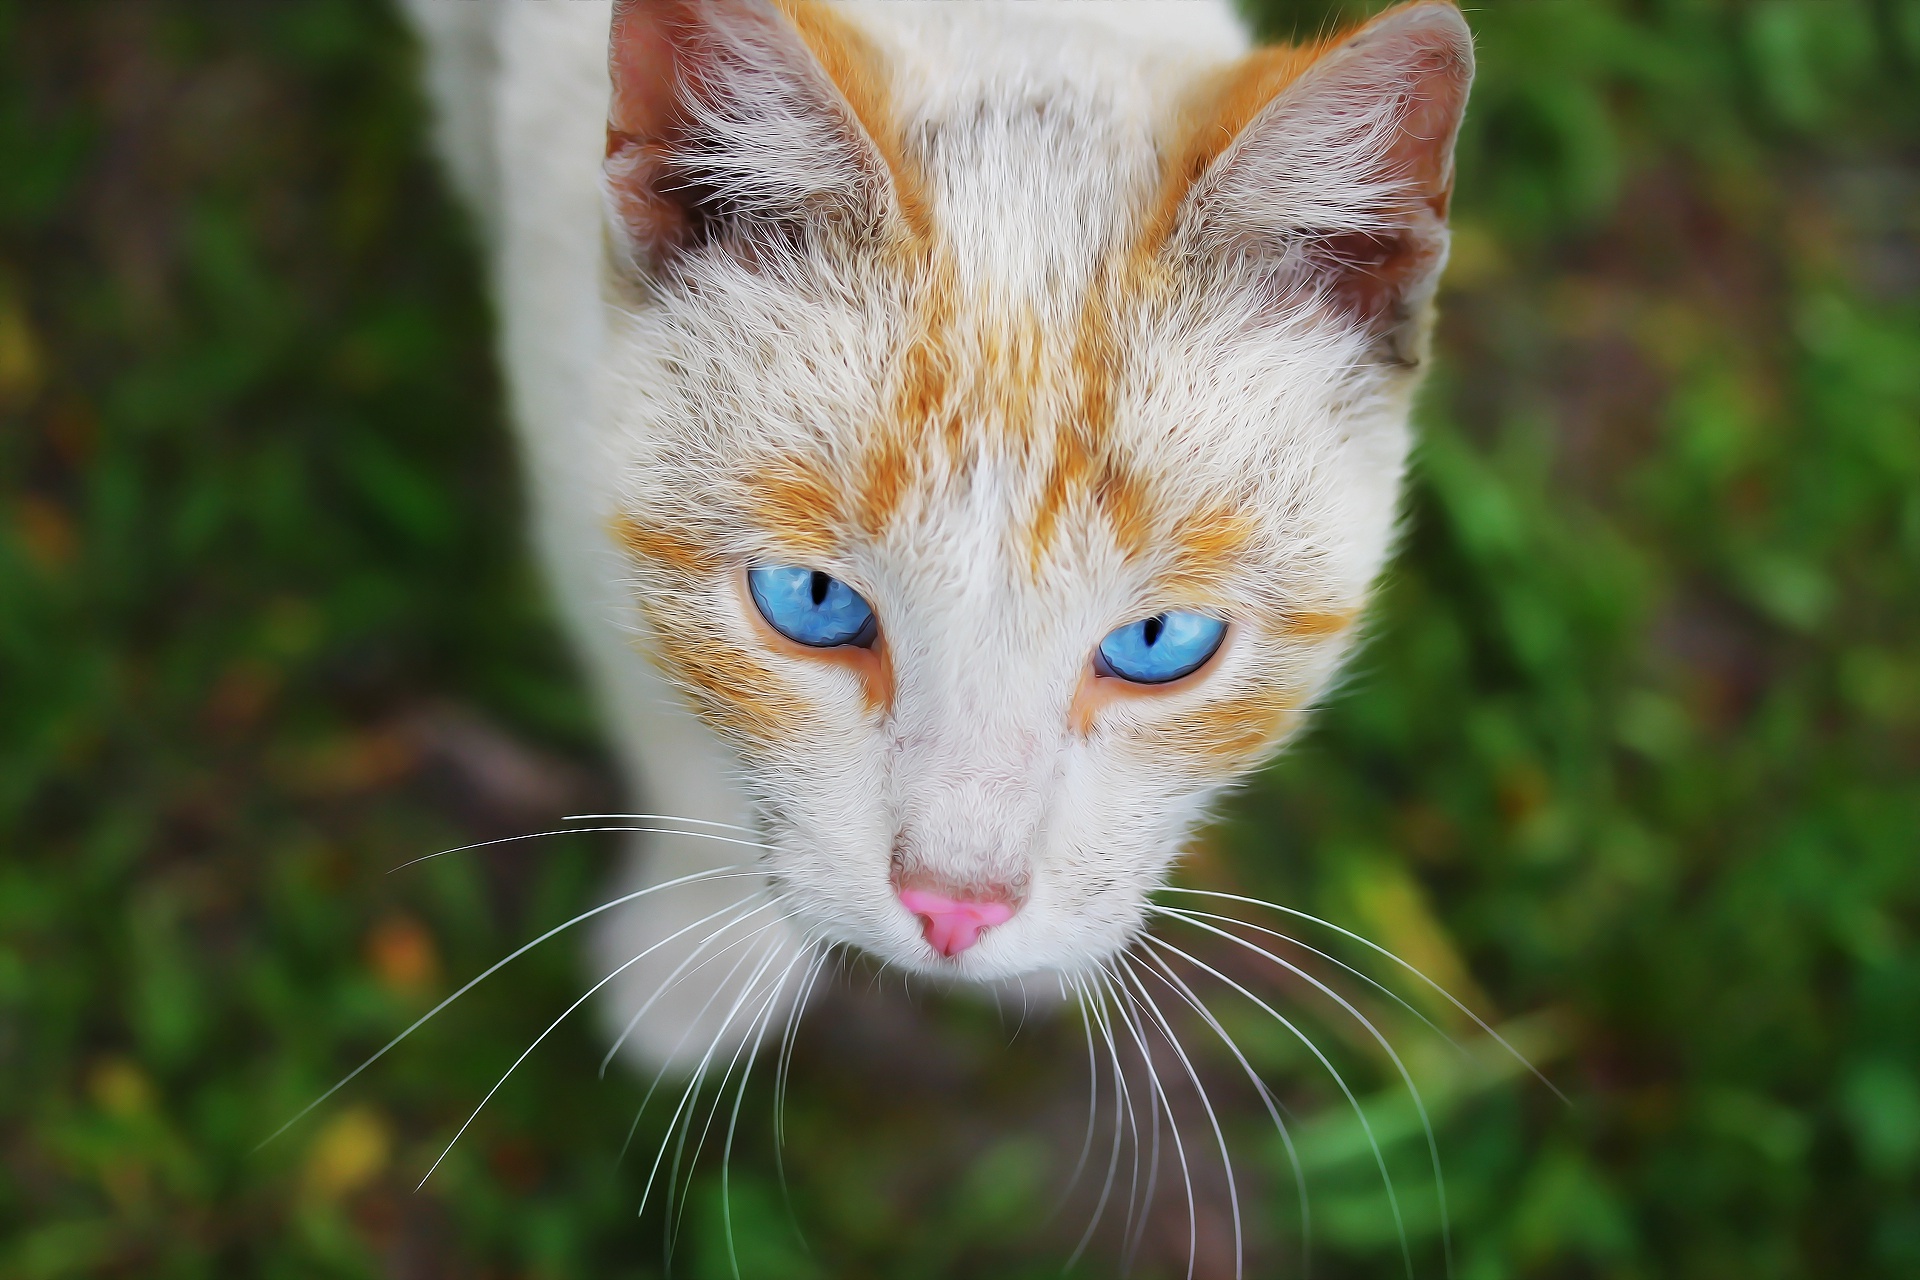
[{"left": 398, "top": 0, "right": 1473, "bottom": 1086}]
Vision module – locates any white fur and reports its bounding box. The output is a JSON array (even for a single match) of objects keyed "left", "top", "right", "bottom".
[{"left": 401, "top": 0, "right": 1466, "bottom": 1069}]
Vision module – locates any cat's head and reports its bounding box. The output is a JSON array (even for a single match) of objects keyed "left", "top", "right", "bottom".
[{"left": 600, "top": 0, "right": 1472, "bottom": 981}]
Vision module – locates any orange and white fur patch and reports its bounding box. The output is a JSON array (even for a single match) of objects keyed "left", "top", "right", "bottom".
[{"left": 402, "top": 0, "right": 1473, "bottom": 1069}]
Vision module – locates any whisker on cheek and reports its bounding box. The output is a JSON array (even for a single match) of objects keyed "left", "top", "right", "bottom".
[
  {"left": 1156, "top": 903, "right": 1472, "bottom": 1062},
  {"left": 771, "top": 944, "right": 834, "bottom": 1243},
  {"left": 1102, "top": 964, "right": 1194, "bottom": 1279},
  {"left": 1047, "top": 974, "right": 1102, "bottom": 1227},
  {"left": 561, "top": 812, "right": 760, "bottom": 835},
  {"left": 601, "top": 895, "right": 788, "bottom": 1076},
  {"left": 1140, "top": 927, "right": 1417, "bottom": 1280},
  {"left": 717, "top": 937, "right": 821, "bottom": 1279},
  {"left": 387, "top": 824, "right": 776, "bottom": 874},
  {"left": 1136, "top": 942, "right": 1310, "bottom": 1278},
  {"left": 1158, "top": 886, "right": 1565, "bottom": 1103},
  {"left": 1119, "top": 952, "right": 1243, "bottom": 1280},
  {"left": 417, "top": 891, "right": 782, "bottom": 1190},
  {"left": 640, "top": 914, "right": 799, "bottom": 1233},
  {"left": 256, "top": 865, "right": 758, "bottom": 1153}
]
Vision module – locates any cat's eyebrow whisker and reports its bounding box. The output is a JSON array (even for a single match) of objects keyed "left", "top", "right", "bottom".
[
  {"left": 416, "top": 892, "right": 781, "bottom": 1189},
  {"left": 1158, "top": 887, "right": 1567, "bottom": 1105},
  {"left": 1155, "top": 904, "right": 1469, "bottom": 1063},
  {"left": 256, "top": 865, "right": 755, "bottom": 1151},
  {"left": 388, "top": 824, "right": 775, "bottom": 873},
  {"left": 1142, "top": 928, "right": 1417, "bottom": 1280},
  {"left": 561, "top": 812, "right": 758, "bottom": 835},
  {"left": 1136, "top": 942, "right": 1311, "bottom": 1279},
  {"left": 1118, "top": 953, "right": 1242, "bottom": 1280},
  {"left": 1103, "top": 965, "right": 1195, "bottom": 1280}
]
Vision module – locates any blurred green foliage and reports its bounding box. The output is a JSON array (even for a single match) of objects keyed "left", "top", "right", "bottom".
[{"left": 2, "top": 0, "right": 1916, "bottom": 1277}]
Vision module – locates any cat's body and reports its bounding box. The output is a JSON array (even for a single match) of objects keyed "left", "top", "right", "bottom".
[{"left": 402, "top": 0, "right": 1472, "bottom": 1071}]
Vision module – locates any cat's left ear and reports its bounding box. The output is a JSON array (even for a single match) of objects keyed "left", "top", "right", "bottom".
[
  {"left": 604, "top": 0, "right": 912, "bottom": 276},
  {"left": 1168, "top": 1, "right": 1474, "bottom": 364}
]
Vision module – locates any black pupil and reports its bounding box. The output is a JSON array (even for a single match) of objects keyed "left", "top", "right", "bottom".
[
  {"left": 809, "top": 571, "right": 831, "bottom": 607},
  {"left": 1142, "top": 615, "right": 1165, "bottom": 647}
]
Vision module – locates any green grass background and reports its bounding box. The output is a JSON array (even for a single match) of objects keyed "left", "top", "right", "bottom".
[{"left": 3, "top": 0, "right": 1917, "bottom": 1276}]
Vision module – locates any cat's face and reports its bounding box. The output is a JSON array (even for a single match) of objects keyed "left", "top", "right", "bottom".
[{"left": 601, "top": 0, "right": 1472, "bottom": 980}]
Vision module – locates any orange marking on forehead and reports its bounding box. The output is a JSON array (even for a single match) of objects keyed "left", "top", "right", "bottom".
[
  {"left": 854, "top": 429, "right": 915, "bottom": 536},
  {"left": 1163, "top": 504, "right": 1258, "bottom": 592},
  {"left": 856, "top": 253, "right": 956, "bottom": 534},
  {"left": 613, "top": 511, "right": 720, "bottom": 577},
  {"left": 745, "top": 459, "right": 842, "bottom": 557},
  {"left": 1092, "top": 454, "right": 1154, "bottom": 558},
  {"left": 771, "top": 0, "right": 930, "bottom": 241},
  {"left": 1022, "top": 273, "right": 1130, "bottom": 570}
]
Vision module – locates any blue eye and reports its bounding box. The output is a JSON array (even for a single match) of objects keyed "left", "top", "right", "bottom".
[
  {"left": 748, "top": 566, "right": 878, "bottom": 648},
  {"left": 1096, "top": 611, "right": 1227, "bottom": 684}
]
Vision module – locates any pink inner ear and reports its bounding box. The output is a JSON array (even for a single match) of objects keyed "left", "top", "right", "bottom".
[
  {"left": 607, "top": 1, "right": 683, "bottom": 140},
  {"left": 898, "top": 888, "right": 1016, "bottom": 958}
]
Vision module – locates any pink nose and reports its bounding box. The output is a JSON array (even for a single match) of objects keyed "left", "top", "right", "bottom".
[{"left": 897, "top": 887, "right": 1015, "bottom": 958}]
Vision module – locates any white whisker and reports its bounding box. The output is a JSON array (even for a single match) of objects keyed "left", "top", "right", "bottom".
[
  {"left": 416, "top": 892, "right": 779, "bottom": 1188},
  {"left": 622, "top": 913, "right": 792, "bottom": 1174},
  {"left": 721, "top": 938, "right": 819, "bottom": 1280},
  {"left": 1155, "top": 905, "right": 1457, "bottom": 1276},
  {"left": 769, "top": 944, "right": 833, "bottom": 1260},
  {"left": 1104, "top": 965, "right": 1195, "bottom": 1280},
  {"left": 562, "top": 812, "right": 758, "bottom": 834},
  {"left": 1065, "top": 971, "right": 1135, "bottom": 1272},
  {"left": 1156, "top": 903, "right": 1469, "bottom": 1061},
  {"left": 1141, "top": 929, "right": 1415, "bottom": 1280},
  {"left": 1119, "top": 952, "right": 1242, "bottom": 1280},
  {"left": 388, "top": 824, "right": 775, "bottom": 873},
  {"left": 1050, "top": 974, "right": 1102, "bottom": 1223},
  {"left": 642, "top": 923, "right": 792, "bottom": 1230},
  {"left": 601, "top": 893, "right": 785, "bottom": 1076},
  {"left": 256, "top": 865, "right": 754, "bottom": 1151},
  {"left": 664, "top": 929, "right": 795, "bottom": 1262},
  {"left": 1137, "top": 941, "right": 1311, "bottom": 1278},
  {"left": 1159, "top": 887, "right": 1566, "bottom": 1104}
]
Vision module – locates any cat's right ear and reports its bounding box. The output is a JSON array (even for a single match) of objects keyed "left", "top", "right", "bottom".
[
  {"left": 1163, "top": 1, "right": 1474, "bottom": 365},
  {"left": 604, "top": 0, "right": 911, "bottom": 276}
]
